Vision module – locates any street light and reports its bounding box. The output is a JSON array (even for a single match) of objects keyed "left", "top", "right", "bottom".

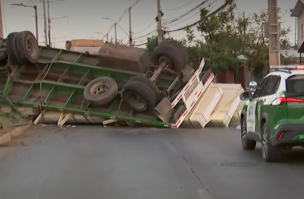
[
  {"left": 94, "top": 31, "right": 108, "bottom": 42},
  {"left": 103, "top": 17, "right": 117, "bottom": 43},
  {"left": 11, "top": 3, "right": 38, "bottom": 42}
]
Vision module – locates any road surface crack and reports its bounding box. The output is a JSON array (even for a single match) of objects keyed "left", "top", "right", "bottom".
[{"left": 171, "top": 142, "right": 210, "bottom": 194}]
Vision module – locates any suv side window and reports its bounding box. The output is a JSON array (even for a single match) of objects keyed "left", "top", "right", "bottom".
[
  {"left": 270, "top": 76, "right": 281, "bottom": 94},
  {"left": 261, "top": 75, "right": 281, "bottom": 96},
  {"left": 253, "top": 76, "right": 271, "bottom": 98},
  {"left": 286, "top": 75, "right": 304, "bottom": 94}
]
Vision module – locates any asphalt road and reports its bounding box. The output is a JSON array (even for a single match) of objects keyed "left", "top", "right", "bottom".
[{"left": 0, "top": 125, "right": 304, "bottom": 199}]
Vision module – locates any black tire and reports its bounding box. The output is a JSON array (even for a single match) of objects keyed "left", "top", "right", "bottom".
[
  {"left": 151, "top": 42, "right": 185, "bottom": 72},
  {"left": 83, "top": 77, "right": 118, "bottom": 106},
  {"left": 241, "top": 116, "right": 256, "bottom": 150},
  {"left": 127, "top": 75, "right": 161, "bottom": 101},
  {"left": 161, "top": 39, "right": 188, "bottom": 63},
  {"left": 261, "top": 121, "right": 281, "bottom": 162},
  {"left": 15, "top": 31, "right": 39, "bottom": 64},
  {"left": 6, "top": 32, "right": 22, "bottom": 66},
  {"left": 122, "top": 80, "right": 158, "bottom": 112}
]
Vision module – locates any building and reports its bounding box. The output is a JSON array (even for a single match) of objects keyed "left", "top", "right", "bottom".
[
  {"left": 291, "top": 0, "right": 304, "bottom": 60},
  {"left": 65, "top": 39, "right": 104, "bottom": 54}
]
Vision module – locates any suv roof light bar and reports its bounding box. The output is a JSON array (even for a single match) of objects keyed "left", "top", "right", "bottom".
[{"left": 270, "top": 65, "right": 304, "bottom": 71}]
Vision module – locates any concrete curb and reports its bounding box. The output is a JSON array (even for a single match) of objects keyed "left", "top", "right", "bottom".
[{"left": 0, "top": 122, "right": 31, "bottom": 146}]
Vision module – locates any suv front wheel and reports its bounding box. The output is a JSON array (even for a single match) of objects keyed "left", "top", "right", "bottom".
[
  {"left": 261, "top": 122, "right": 280, "bottom": 162},
  {"left": 241, "top": 116, "right": 256, "bottom": 150}
]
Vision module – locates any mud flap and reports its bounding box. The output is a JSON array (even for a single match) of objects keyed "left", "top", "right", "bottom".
[{"left": 154, "top": 97, "right": 174, "bottom": 122}]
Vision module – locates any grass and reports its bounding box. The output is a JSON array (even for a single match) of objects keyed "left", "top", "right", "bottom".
[{"left": 0, "top": 109, "right": 28, "bottom": 136}]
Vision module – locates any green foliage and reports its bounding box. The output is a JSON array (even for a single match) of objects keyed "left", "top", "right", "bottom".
[
  {"left": 160, "top": 1, "right": 292, "bottom": 79},
  {"left": 146, "top": 36, "right": 158, "bottom": 56}
]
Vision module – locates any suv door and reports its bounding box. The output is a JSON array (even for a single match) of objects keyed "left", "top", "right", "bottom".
[
  {"left": 254, "top": 75, "right": 281, "bottom": 134},
  {"left": 246, "top": 76, "right": 272, "bottom": 132}
]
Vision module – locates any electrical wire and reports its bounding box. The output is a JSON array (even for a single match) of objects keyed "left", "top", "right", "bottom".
[
  {"left": 134, "top": 29, "right": 157, "bottom": 39},
  {"left": 166, "top": 0, "right": 218, "bottom": 28},
  {"left": 162, "top": 0, "right": 195, "bottom": 10},
  {"left": 166, "top": 1, "right": 231, "bottom": 33},
  {"left": 130, "top": 0, "right": 140, "bottom": 8},
  {"left": 116, "top": 23, "right": 129, "bottom": 36},
  {"left": 171, "top": 30, "right": 187, "bottom": 38},
  {"left": 134, "top": 19, "right": 155, "bottom": 34},
  {"left": 104, "top": 0, "right": 141, "bottom": 39},
  {"left": 167, "top": 10, "right": 201, "bottom": 28},
  {"left": 134, "top": 0, "right": 207, "bottom": 39},
  {"left": 163, "top": 0, "right": 210, "bottom": 26}
]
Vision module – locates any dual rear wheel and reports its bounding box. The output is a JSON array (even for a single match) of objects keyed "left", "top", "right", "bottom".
[
  {"left": 6, "top": 31, "right": 39, "bottom": 66},
  {"left": 84, "top": 39, "right": 190, "bottom": 113}
]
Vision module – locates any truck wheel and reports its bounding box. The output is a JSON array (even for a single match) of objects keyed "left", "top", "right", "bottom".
[
  {"left": 161, "top": 39, "right": 188, "bottom": 64},
  {"left": 83, "top": 77, "right": 118, "bottom": 106},
  {"left": 6, "top": 32, "right": 22, "bottom": 66},
  {"left": 261, "top": 122, "right": 281, "bottom": 162},
  {"left": 15, "top": 31, "right": 39, "bottom": 64},
  {"left": 122, "top": 80, "right": 158, "bottom": 112},
  {"left": 127, "top": 75, "right": 161, "bottom": 101},
  {"left": 151, "top": 42, "right": 185, "bottom": 72},
  {"left": 241, "top": 116, "right": 256, "bottom": 150}
]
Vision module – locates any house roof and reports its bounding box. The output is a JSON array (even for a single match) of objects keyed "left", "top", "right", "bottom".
[
  {"left": 291, "top": 0, "right": 304, "bottom": 17},
  {"left": 298, "top": 41, "right": 304, "bottom": 53}
]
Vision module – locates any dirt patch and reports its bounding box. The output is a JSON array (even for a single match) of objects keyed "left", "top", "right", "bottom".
[
  {"left": 0, "top": 110, "right": 31, "bottom": 147},
  {"left": 0, "top": 125, "right": 34, "bottom": 147}
]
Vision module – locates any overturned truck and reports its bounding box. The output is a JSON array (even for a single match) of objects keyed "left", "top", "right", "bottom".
[{"left": 0, "top": 31, "right": 214, "bottom": 128}]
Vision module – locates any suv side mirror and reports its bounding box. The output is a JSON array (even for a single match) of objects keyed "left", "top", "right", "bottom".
[
  {"left": 248, "top": 81, "right": 257, "bottom": 92},
  {"left": 239, "top": 91, "right": 252, "bottom": 101}
]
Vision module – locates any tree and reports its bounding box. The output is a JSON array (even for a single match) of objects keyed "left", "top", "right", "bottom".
[
  {"left": 179, "top": 2, "right": 291, "bottom": 79},
  {"left": 183, "top": 2, "right": 245, "bottom": 73},
  {"left": 241, "top": 8, "right": 291, "bottom": 79},
  {"left": 146, "top": 36, "right": 158, "bottom": 56}
]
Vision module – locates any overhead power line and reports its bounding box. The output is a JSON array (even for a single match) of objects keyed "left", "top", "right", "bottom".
[
  {"left": 134, "top": 0, "right": 210, "bottom": 40},
  {"left": 165, "top": 1, "right": 231, "bottom": 33},
  {"left": 134, "top": 28, "right": 157, "bottom": 39},
  {"left": 104, "top": 0, "right": 141, "bottom": 37},
  {"left": 163, "top": 0, "right": 210, "bottom": 26},
  {"left": 162, "top": 0, "right": 195, "bottom": 10},
  {"left": 134, "top": 19, "right": 155, "bottom": 34},
  {"left": 166, "top": 0, "right": 218, "bottom": 28}
]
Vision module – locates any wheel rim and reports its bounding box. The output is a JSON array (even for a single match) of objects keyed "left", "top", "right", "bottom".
[
  {"left": 262, "top": 126, "right": 268, "bottom": 158},
  {"left": 26, "top": 39, "right": 33, "bottom": 55},
  {"left": 90, "top": 82, "right": 108, "bottom": 95},
  {"left": 241, "top": 119, "right": 247, "bottom": 145},
  {"left": 125, "top": 92, "right": 147, "bottom": 110}
]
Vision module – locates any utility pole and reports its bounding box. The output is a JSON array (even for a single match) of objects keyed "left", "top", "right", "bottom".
[
  {"left": 42, "top": 0, "right": 48, "bottom": 46},
  {"left": 34, "top": 5, "right": 38, "bottom": 43},
  {"left": 268, "top": 0, "right": 280, "bottom": 66},
  {"left": 103, "top": 18, "right": 117, "bottom": 43},
  {"left": 0, "top": 0, "right": 4, "bottom": 38},
  {"left": 129, "top": 7, "right": 132, "bottom": 46},
  {"left": 157, "top": 0, "right": 162, "bottom": 43},
  {"left": 47, "top": 0, "right": 51, "bottom": 46},
  {"left": 114, "top": 23, "right": 117, "bottom": 43}
]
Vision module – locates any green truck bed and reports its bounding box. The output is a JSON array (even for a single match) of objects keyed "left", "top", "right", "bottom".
[{"left": 1, "top": 31, "right": 214, "bottom": 128}]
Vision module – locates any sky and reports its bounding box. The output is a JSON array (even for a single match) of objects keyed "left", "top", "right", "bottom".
[{"left": 1, "top": 0, "right": 298, "bottom": 48}]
